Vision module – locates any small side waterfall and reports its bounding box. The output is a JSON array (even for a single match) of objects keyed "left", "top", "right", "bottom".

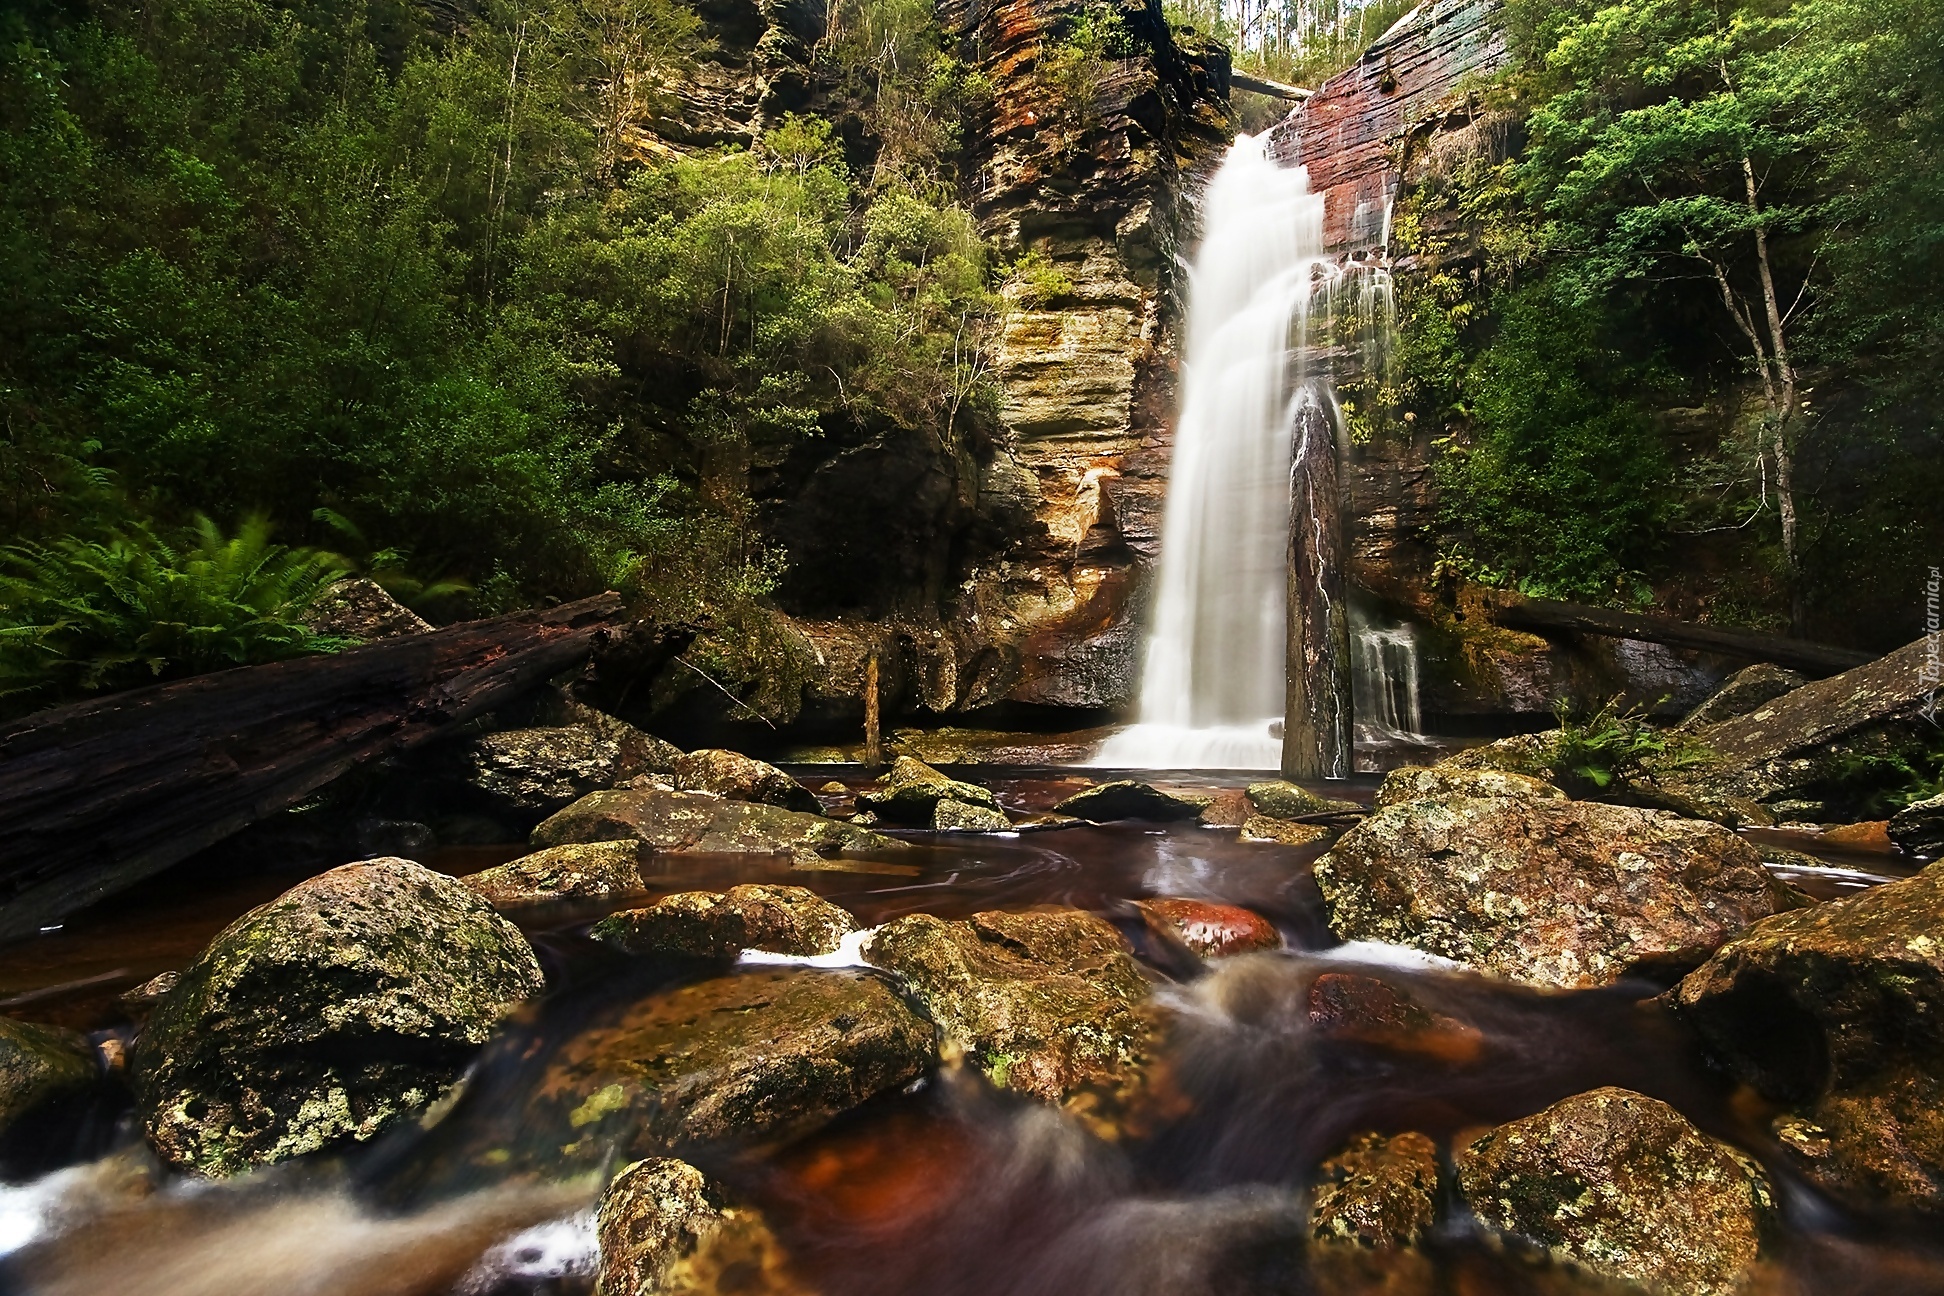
[
  {"left": 1097, "top": 134, "right": 1335, "bottom": 770},
  {"left": 1353, "top": 620, "right": 1424, "bottom": 740}
]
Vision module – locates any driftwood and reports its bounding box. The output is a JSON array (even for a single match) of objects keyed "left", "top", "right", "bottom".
[
  {"left": 0, "top": 593, "right": 624, "bottom": 943},
  {"left": 1488, "top": 597, "right": 1874, "bottom": 676}
]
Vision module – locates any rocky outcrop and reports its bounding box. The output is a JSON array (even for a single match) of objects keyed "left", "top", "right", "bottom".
[
  {"left": 1314, "top": 797, "right": 1790, "bottom": 988},
  {"left": 864, "top": 908, "right": 1150, "bottom": 1101},
  {"left": 532, "top": 786, "right": 905, "bottom": 861},
  {"left": 1673, "top": 862, "right": 1944, "bottom": 1213},
  {"left": 130, "top": 858, "right": 545, "bottom": 1176},
  {"left": 0, "top": 1018, "right": 97, "bottom": 1139},
  {"left": 592, "top": 885, "right": 858, "bottom": 959},
  {"left": 462, "top": 716, "right": 681, "bottom": 817},
  {"left": 672, "top": 749, "right": 819, "bottom": 813},
  {"left": 1455, "top": 1088, "right": 1776, "bottom": 1296},
  {"left": 1676, "top": 663, "right": 1809, "bottom": 731},
  {"left": 1136, "top": 897, "right": 1279, "bottom": 957},
  {"left": 1309, "top": 1130, "right": 1439, "bottom": 1249},
  {"left": 462, "top": 840, "right": 653, "bottom": 909},
  {"left": 1054, "top": 779, "right": 1204, "bottom": 822},
  {"left": 1372, "top": 763, "right": 1565, "bottom": 809},
  {"left": 632, "top": 0, "right": 821, "bottom": 156}
]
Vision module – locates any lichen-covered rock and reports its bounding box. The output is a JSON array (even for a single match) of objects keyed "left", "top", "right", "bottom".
[
  {"left": 592, "top": 886, "right": 857, "bottom": 960},
  {"left": 932, "top": 798, "right": 1013, "bottom": 832},
  {"left": 1673, "top": 862, "right": 1944, "bottom": 1212},
  {"left": 464, "top": 718, "right": 680, "bottom": 816},
  {"left": 532, "top": 787, "right": 904, "bottom": 861},
  {"left": 1314, "top": 797, "right": 1789, "bottom": 989},
  {"left": 130, "top": 858, "right": 545, "bottom": 1176},
  {"left": 864, "top": 909, "right": 1150, "bottom": 1101},
  {"left": 1888, "top": 791, "right": 1944, "bottom": 857},
  {"left": 462, "top": 840, "right": 652, "bottom": 909},
  {"left": 672, "top": 749, "right": 820, "bottom": 813},
  {"left": 300, "top": 576, "right": 431, "bottom": 640},
  {"left": 1455, "top": 1087, "right": 1776, "bottom": 1296},
  {"left": 1247, "top": 781, "right": 1362, "bottom": 819},
  {"left": 540, "top": 968, "right": 932, "bottom": 1162},
  {"left": 594, "top": 1156, "right": 810, "bottom": 1296},
  {"left": 856, "top": 756, "right": 1000, "bottom": 824},
  {"left": 1676, "top": 664, "right": 1809, "bottom": 732},
  {"left": 1239, "top": 815, "right": 1332, "bottom": 846},
  {"left": 1310, "top": 1131, "right": 1439, "bottom": 1249},
  {"left": 0, "top": 1018, "right": 96, "bottom": 1137},
  {"left": 1435, "top": 733, "right": 1562, "bottom": 781},
  {"left": 1136, "top": 898, "right": 1280, "bottom": 958},
  {"left": 1372, "top": 765, "right": 1566, "bottom": 811},
  {"left": 1054, "top": 781, "right": 1204, "bottom": 823}
]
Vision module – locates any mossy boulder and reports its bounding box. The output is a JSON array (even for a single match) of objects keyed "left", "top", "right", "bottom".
[
  {"left": 1053, "top": 781, "right": 1204, "bottom": 823},
  {"left": 531, "top": 787, "right": 904, "bottom": 862},
  {"left": 0, "top": 1018, "right": 96, "bottom": 1138},
  {"left": 1315, "top": 797, "right": 1791, "bottom": 989},
  {"left": 462, "top": 840, "right": 653, "bottom": 909},
  {"left": 1673, "top": 861, "right": 1944, "bottom": 1213},
  {"left": 130, "top": 858, "right": 545, "bottom": 1176},
  {"left": 462, "top": 717, "right": 681, "bottom": 816},
  {"left": 592, "top": 885, "right": 858, "bottom": 960},
  {"left": 1455, "top": 1087, "right": 1775, "bottom": 1296},
  {"left": 1245, "top": 781, "right": 1362, "bottom": 819},
  {"left": 1238, "top": 815, "right": 1332, "bottom": 846},
  {"left": 864, "top": 909, "right": 1151, "bottom": 1101},
  {"left": 1888, "top": 790, "right": 1944, "bottom": 857},
  {"left": 1309, "top": 1130, "right": 1439, "bottom": 1249},
  {"left": 1435, "top": 733, "right": 1562, "bottom": 781},
  {"left": 594, "top": 1156, "right": 811, "bottom": 1296},
  {"left": 932, "top": 798, "right": 1012, "bottom": 832},
  {"left": 672, "top": 749, "right": 819, "bottom": 813},
  {"left": 1372, "top": 765, "right": 1566, "bottom": 810},
  {"left": 855, "top": 756, "right": 1000, "bottom": 825}
]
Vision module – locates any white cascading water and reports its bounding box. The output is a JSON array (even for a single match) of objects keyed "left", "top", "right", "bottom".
[{"left": 1097, "top": 133, "right": 1334, "bottom": 769}]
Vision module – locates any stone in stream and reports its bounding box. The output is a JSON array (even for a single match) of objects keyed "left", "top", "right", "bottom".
[
  {"left": 1239, "top": 815, "right": 1332, "bottom": 846},
  {"left": 462, "top": 715, "right": 682, "bottom": 817},
  {"left": 1314, "top": 797, "right": 1793, "bottom": 990},
  {"left": 672, "top": 749, "right": 820, "bottom": 813},
  {"left": 1136, "top": 898, "right": 1280, "bottom": 958},
  {"left": 595, "top": 1156, "right": 811, "bottom": 1296},
  {"left": 864, "top": 909, "right": 1151, "bottom": 1102},
  {"left": 1889, "top": 790, "right": 1944, "bottom": 857},
  {"left": 1246, "top": 781, "right": 1362, "bottom": 820},
  {"left": 130, "top": 858, "right": 546, "bottom": 1177},
  {"left": 592, "top": 885, "right": 858, "bottom": 960},
  {"left": 1053, "top": 781, "right": 1204, "bottom": 823},
  {"left": 531, "top": 787, "right": 905, "bottom": 862},
  {"left": 1304, "top": 971, "right": 1484, "bottom": 1065},
  {"left": 855, "top": 756, "right": 1000, "bottom": 824},
  {"left": 1675, "top": 662, "right": 1808, "bottom": 732},
  {"left": 1821, "top": 820, "right": 1894, "bottom": 850},
  {"left": 0, "top": 1018, "right": 97, "bottom": 1139},
  {"left": 462, "top": 840, "right": 653, "bottom": 909},
  {"left": 931, "top": 798, "right": 1013, "bottom": 832},
  {"left": 1371, "top": 765, "right": 1566, "bottom": 810},
  {"left": 1673, "top": 861, "right": 1944, "bottom": 1213},
  {"left": 1308, "top": 1130, "right": 1439, "bottom": 1248},
  {"left": 1455, "top": 1087, "right": 1776, "bottom": 1296}
]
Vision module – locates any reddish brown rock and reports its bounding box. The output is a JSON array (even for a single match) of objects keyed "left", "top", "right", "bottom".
[
  {"left": 1820, "top": 820, "right": 1893, "bottom": 851},
  {"left": 1306, "top": 971, "right": 1483, "bottom": 1064},
  {"left": 1137, "top": 898, "right": 1280, "bottom": 958}
]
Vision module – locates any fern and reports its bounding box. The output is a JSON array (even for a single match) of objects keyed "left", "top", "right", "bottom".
[
  {"left": 0, "top": 514, "right": 354, "bottom": 712},
  {"left": 1549, "top": 696, "right": 1708, "bottom": 792}
]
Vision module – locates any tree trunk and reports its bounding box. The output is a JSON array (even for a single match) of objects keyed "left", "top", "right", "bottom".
[{"left": 1282, "top": 394, "right": 1353, "bottom": 780}]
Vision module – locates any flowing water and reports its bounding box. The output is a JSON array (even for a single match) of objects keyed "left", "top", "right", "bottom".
[{"left": 2, "top": 773, "right": 1940, "bottom": 1295}]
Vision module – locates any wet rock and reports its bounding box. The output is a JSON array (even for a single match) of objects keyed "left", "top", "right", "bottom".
[
  {"left": 130, "top": 858, "right": 545, "bottom": 1176},
  {"left": 1673, "top": 862, "right": 1944, "bottom": 1212},
  {"left": 855, "top": 756, "right": 999, "bottom": 825},
  {"left": 1676, "top": 663, "right": 1808, "bottom": 731},
  {"left": 1137, "top": 898, "right": 1280, "bottom": 958},
  {"left": 596, "top": 1156, "right": 809, "bottom": 1296},
  {"left": 1315, "top": 798, "right": 1791, "bottom": 989},
  {"left": 462, "top": 840, "right": 653, "bottom": 909},
  {"left": 1240, "top": 815, "right": 1332, "bottom": 846},
  {"left": 120, "top": 971, "right": 179, "bottom": 1007},
  {"left": 932, "top": 798, "right": 1013, "bottom": 832},
  {"left": 542, "top": 968, "right": 932, "bottom": 1159},
  {"left": 1310, "top": 1130, "right": 1439, "bottom": 1248},
  {"left": 816, "top": 781, "right": 849, "bottom": 796},
  {"left": 464, "top": 718, "right": 681, "bottom": 817},
  {"left": 1014, "top": 812, "right": 1085, "bottom": 832},
  {"left": 1455, "top": 1087, "right": 1776, "bottom": 1296},
  {"left": 672, "top": 749, "right": 819, "bottom": 813},
  {"left": 1889, "top": 791, "right": 1944, "bottom": 857},
  {"left": 1305, "top": 971, "right": 1484, "bottom": 1064},
  {"left": 300, "top": 576, "right": 431, "bottom": 640},
  {"left": 1247, "top": 781, "right": 1363, "bottom": 819},
  {"left": 592, "top": 885, "right": 857, "bottom": 960},
  {"left": 1821, "top": 820, "right": 1893, "bottom": 850},
  {"left": 352, "top": 817, "right": 436, "bottom": 859},
  {"left": 1054, "top": 781, "right": 1204, "bottom": 823},
  {"left": 864, "top": 909, "right": 1151, "bottom": 1102},
  {"left": 532, "top": 787, "right": 905, "bottom": 861},
  {"left": 0, "top": 1018, "right": 96, "bottom": 1137},
  {"left": 1372, "top": 765, "right": 1566, "bottom": 811}
]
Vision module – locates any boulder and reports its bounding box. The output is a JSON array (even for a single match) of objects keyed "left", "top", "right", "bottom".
[
  {"left": 1435, "top": 733, "right": 1561, "bottom": 781},
  {"left": 1054, "top": 781, "right": 1204, "bottom": 823},
  {"left": 1305, "top": 971, "right": 1484, "bottom": 1065},
  {"left": 1889, "top": 791, "right": 1944, "bottom": 857},
  {"left": 1821, "top": 820, "right": 1893, "bottom": 850},
  {"left": 672, "top": 750, "right": 819, "bottom": 813},
  {"left": 463, "top": 717, "right": 681, "bottom": 817},
  {"left": 531, "top": 787, "right": 905, "bottom": 862},
  {"left": 300, "top": 576, "right": 432, "bottom": 640},
  {"left": 130, "top": 858, "right": 545, "bottom": 1176},
  {"left": 1309, "top": 1130, "right": 1439, "bottom": 1248},
  {"left": 592, "top": 885, "right": 857, "bottom": 960},
  {"left": 1314, "top": 797, "right": 1791, "bottom": 989},
  {"left": 1136, "top": 898, "right": 1280, "bottom": 958},
  {"left": 1455, "top": 1087, "right": 1776, "bottom": 1296},
  {"left": 855, "top": 757, "right": 1000, "bottom": 825},
  {"left": 932, "top": 799, "right": 1013, "bottom": 832},
  {"left": 462, "top": 840, "right": 653, "bottom": 909},
  {"left": 540, "top": 968, "right": 932, "bottom": 1161},
  {"left": 0, "top": 1018, "right": 97, "bottom": 1137},
  {"left": 1675, "top": 663, "right": 1808, "bottom": 731},
  {"left": 1246, "top": 781, "right": 1362, "bottom": 819},
  {"left": 595, "top": 1156, "right": 809, "bottom": 1296},
  {"left": 1673, "top": 862, "right": 1944, "bottom": 1212},
  {"left": 1239, "top": 815, "right": 1332, "bottom": 846},
  {"left": 1372, "top": 765, "right": 1566, "bottom": 811},
  {"left": 864, "top": 909, "right": 1151, "bottom": 1101}
]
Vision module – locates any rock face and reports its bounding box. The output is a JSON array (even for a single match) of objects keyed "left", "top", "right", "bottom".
[
  {"left": 1314, "top": 797, "right": 1788, "bottom": 989},
  {"left": 463, "top": 717, "right": 679, "bottom": 817},
  {"left": 856, "top": 756, "right": 1000, "bottom": 825},
  {"left": 1136, "top": 898, "right": 1280, "bottom": 958},
  {"left": 300, "top": 576, "right": 432, "bottom": 640},
  {"left": 1455, "top": 1088, "right": 1775, "bottom": 1296},
  {"left": 0, "top": 1018, "right": 96, "bottom": 1137},
  {"left": 592, "top": 885, "right": 858, "bottom": 960},
  {"left": 1372, "top": 764, "right": 1565, "bottom": 810},
  {"left": 672, "top": 749, "right": 819, "bottom": 813},
  {"left": 462, "top": 840, "right": 652, "bottom": 908},
  {"left": 1309, "top": 1130, "right": 1439, "bottom": 1249},
  {"left": 1054, "top": 780, "right": 1204, "bottom": 822},
  {"left": 532, "top": 787, "right": 904, "bottom": 861},
  {"left": 1247, "top": 781, "right": 1363, "bottom": 819},
  {"left": 1674, "top": 862, "right": 1944, "bottom": 1213},
  {"left": 864, "top": 909, "right": 1150, "bottom": 1101},
  {"left": 130, "top": 858, "right": 545, "bottom": 1176},
  {"left": 1676, "top": 663, "right": 1809, "bottom": 731},
  {"left": 1889, "top": 791, "right": 1944, "bottom": 857}
]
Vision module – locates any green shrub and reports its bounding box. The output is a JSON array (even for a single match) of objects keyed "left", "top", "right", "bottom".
[{"left": 1547, "top": 697, "right": 1708, "bottom": 794}]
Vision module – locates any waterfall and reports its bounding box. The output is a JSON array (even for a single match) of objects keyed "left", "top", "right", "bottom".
[
  {"left": 1097, "top": 134, "right": 1335, "bottom": 770},
  {"left": 1353, "top": 620, "right": 1424, "bottom": 741}
]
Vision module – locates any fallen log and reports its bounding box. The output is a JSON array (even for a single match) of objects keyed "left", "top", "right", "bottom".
[
  {"left": 1231, "top": 71, "right": 1314, "bottom": 101},
  {"left": 1487, "top": 597, "right": 1874, "bottom": 676},
  {"left": 0, "top": 593, "right": 624, "bottom": 943}
]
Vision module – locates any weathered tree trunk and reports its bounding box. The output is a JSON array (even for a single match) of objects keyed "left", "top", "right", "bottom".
[
  {"left": 1488, "top": 596, "right": 1871, "bottom": 675},
  {"left": 1283, "top": 395, "right": 1353, "bottom": 780},
  {"left": 0, "top": 594, "right": 624, "bottom": 943},
  {"left": 863, "top": 651, "right": 882, "bottom": 769}
]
